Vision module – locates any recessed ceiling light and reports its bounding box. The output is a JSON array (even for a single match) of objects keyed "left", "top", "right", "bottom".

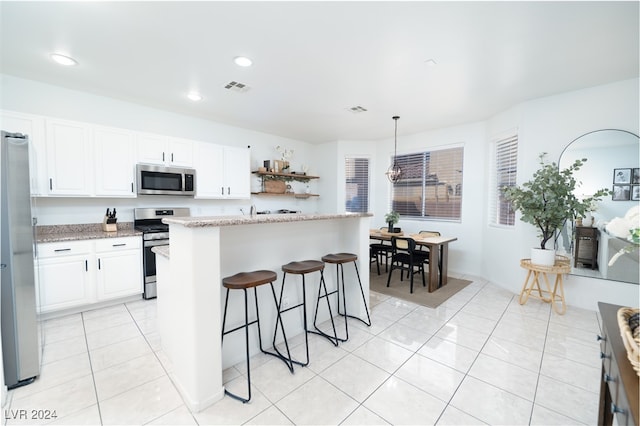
[
  {"left": 234, "top": 56, "right": 253, "bottom": 67},
  {"left": 50, "top": 53, "right": 77, "bottom": 66},
  {"left": 187, "top": 92, "right": 203, "bottom": 102}
]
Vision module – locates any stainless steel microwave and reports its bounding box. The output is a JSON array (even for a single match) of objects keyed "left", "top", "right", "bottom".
[{"left": 136, "top": 164, "right": 196, "bottom": 196}]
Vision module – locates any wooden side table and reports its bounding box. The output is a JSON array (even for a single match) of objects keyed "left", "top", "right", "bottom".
[
  {"left": 519, "top": 256, "right": 571, "bottom": 314},
  {"left": 574, "top": 225, "right": 599, "bottom": 269}
]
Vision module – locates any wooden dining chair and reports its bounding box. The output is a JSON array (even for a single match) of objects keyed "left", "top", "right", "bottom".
[{"left": 386, "top": 236, "right": 429, "bottom": 293}]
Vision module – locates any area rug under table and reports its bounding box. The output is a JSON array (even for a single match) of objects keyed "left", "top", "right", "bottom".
[{"left": 369, "top": 269, "right": 472, "bottom": 309}]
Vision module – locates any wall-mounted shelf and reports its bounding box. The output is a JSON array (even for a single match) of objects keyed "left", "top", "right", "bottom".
[
  {"left": 251, "top": 192, "right": 319, "bottom": 198},
  {"left": 252, "top": 171, "right": 319, "bottom": 182},
  {"left": 252, "top": 170, "right": 320, "bottom": 198}
]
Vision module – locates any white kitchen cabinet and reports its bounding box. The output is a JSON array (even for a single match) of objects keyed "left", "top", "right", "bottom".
[
  {"left": 195, "top": 142, "right": 250, "bottom": 199},
  {"left": 136, "top": 132, "right": 193, "bottom": 167},
  {"left": 94, "top": 126, "right": 136, "bottom": 197},
  {"left": 95, "top": 237, "right": 142, "bottom": 301},
  {"left": 36, "top": 241, "right": 93, "bottom": 313},
  {"left": 45, "top": 118, "right": 93, "bottom": 196},
  {"left": 0, "top": 110, "right": 48, "bottom": 195},
  {"left": 36, "top": 237, "right": 142, "bottom": 314}
]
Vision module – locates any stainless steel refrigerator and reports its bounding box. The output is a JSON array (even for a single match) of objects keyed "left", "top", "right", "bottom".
[{"left": 1, "top": 131, "right": 40, "bottom": 389}]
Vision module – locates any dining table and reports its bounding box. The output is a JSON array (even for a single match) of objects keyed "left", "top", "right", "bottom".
[{"left": 370, "top": 229, "right": 458, "bottom": 292}]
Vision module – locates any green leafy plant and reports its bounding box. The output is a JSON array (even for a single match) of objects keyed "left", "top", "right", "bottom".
[
  {"left": 502, "top": 153, "right": 610, "bottom": 250},
  {"left": 384, "top": 211, "right": 400, "bottom": 225}
]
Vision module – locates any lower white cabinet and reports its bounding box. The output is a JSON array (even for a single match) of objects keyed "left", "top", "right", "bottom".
[
  {"left": 95, "top": 238, "right": 143, "bottom": 301},
  {"left": 36, "top": 237, "right": 142, "bottom": 314}
]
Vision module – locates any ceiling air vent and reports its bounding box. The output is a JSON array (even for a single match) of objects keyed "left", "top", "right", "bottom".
[
  {"left": 347, "top": 106, "right": 368, "bottom": 113},
  {"left": 224, "top": 81, "right": 250, "bottom": 92}
]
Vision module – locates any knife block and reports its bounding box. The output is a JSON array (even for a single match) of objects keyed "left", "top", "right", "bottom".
[{"left": 102, "top": 217, "right": 117, "bottom": 232}]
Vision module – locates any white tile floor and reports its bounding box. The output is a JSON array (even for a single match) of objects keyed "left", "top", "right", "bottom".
[{"left": 4, "top": 273, "right": 603, "bottom": 425}]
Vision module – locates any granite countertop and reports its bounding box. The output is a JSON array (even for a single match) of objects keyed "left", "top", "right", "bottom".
[
  {"left": 162, "top": 212, "right": 372, "bottom": 228},
  {"left": 36, "top": 222, "right": 142, "bottom": 243},
  {"left": 152, "top": 245, "right": 170, "bottom": 259}
]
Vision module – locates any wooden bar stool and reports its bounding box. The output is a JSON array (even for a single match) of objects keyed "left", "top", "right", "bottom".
[
  {"left": 273, "top": 260, "right": 340, "bottom": 368},
  {"left": 221, "top": 270, "right": 292, "bottom": 403},
  {"left": 318, "top": 253, "right": 371, "bottom": 342}
]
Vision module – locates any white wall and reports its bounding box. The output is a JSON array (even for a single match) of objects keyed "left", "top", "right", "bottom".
[
  {"left": 371, "top": 122, "right": 488, "bottom": 279},
  {"left": 484, "top": 78, "right": 639, "bottom": 310}
]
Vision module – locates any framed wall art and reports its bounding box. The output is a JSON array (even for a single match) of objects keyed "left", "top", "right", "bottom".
[
  {"left": 632, "top": 185, "right": 640, "bottom": 201},
  {"left": 632, "top": 168, "right": 640, "bottom": 184},
  {"left": 613, "top": 168, "right": 631, "bottom": 184},
  {"left": 612, "top": 184, "right": 631, "bottom": 201}
]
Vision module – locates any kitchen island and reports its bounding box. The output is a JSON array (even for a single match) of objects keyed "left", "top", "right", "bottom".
[{"left": 158, "top": 212, "right": 372, "bottom": 412}]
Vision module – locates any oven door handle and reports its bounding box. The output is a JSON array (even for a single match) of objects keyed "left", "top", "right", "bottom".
[{"left": 144, "top": 239, "right": 169, "bottom": 247}]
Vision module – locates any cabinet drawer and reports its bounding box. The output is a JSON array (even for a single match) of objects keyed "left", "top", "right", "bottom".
[
  {"left": 38, "top": 241, "right": 92, "bottom": 258},
  {"left": 95, "top": 236, "right": 141, "bottom": 252}
]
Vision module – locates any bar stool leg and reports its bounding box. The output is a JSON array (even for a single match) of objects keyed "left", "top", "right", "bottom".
[
  {"left": 311, "top": 269, "right": 340, "bottom": 346},
  {"left": 220, "top": 288, "right": 252, "bottom": 403},
  {"left": 273, "top": 272, "right": 311, "bottom": 367},
  {"left": 343, "top": 260, "right": 371, "bottom": 327}
]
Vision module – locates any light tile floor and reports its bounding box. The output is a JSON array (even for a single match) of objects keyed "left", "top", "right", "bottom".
[{"left": 4, "top": 273, "right": 603, "bottom": 425}]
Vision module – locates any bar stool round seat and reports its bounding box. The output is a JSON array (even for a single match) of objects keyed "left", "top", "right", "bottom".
[
  {"left": 322, "top": 253, "right": 358, "bottom": 264},
  {"left": 223, "top": 270, "right": 277, "bottom": 289},
  {"left": 220, "top": 269, "right": 291, "bottom": 404},
  {"left": 318, "top": 252, "right": 371, "bottom": 343},
  {"left": 282, "top": 260, "right": 325, "bottom": 274}
]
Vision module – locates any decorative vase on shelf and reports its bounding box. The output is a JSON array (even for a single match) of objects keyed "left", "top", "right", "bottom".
[{"left": 582, "top": 212, "right": 593, "bottom": 227}]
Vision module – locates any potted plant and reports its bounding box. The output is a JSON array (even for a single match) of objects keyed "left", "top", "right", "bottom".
[
  {"left": 384, "top": 211, "right": 400, "bottom": 233},
  {"left": 503, "top": 153, "right": 609, "bottom": 266}
]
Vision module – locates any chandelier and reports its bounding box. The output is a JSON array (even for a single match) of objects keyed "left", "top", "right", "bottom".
[{"left": 385, "top": 116, "right": 403, "bottom": 183}]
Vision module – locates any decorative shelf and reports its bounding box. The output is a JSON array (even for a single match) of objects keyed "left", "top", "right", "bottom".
[
  {"left": 251, "top": 192, "right": 319, "bottom": 198},
  {"left": 252, "top": 171, "right": 319, "bottom": 182}
]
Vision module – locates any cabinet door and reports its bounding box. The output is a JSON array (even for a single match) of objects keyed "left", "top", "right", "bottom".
[
  {"left": 194, "top": 142, "right": 224, "bottom": 198},
  {"left": 37, "top": 255, "right": 91, "bottom": 313},
  {"left": 224, "top": 146, "right": 251, "bottom": 199},
  {"left": 94, "top": 126, "right": 136, "bottom": 197},
  {"left": 167, "top": 137, "right": 193, "bottom": 167},
  {"left": 1, "top": 111, "right": 48, "bottom": 196},
  {"left": 136, "top": 132, "right": 168, "bottom": 165},
  {"left": 45, "top": 119, "right": 93, "bottom": 196},
  {"left": 96, "top": 249, "right": 142, "bottom": 301}
]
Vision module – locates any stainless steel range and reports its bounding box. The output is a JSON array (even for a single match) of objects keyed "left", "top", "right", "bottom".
[{"left": 134, "top": 207, "right": 190, "bottom": 299}]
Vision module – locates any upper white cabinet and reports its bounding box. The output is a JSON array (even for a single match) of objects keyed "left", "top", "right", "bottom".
[
  {"left": 136, "top": 132, "right": 193, "bottom": 167},
  {"left": 45, "top": 118, "right": 93, "bottom": 196},
  {"left": 195, "top": 142, "right": 250, "bottom": 199},
  {"left": 224, "top": 146, "right": 251, "bottom": 198},
  {"left": 0, "top": 110, "right": 48, "bottom": 195},
  {"left": 94, "top": 126, "right": 136, "bottom": 197}
]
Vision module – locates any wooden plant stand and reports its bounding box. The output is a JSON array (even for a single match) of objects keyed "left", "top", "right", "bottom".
[{"left": 518, "top": 256, "right": 571, "bottom": 314}]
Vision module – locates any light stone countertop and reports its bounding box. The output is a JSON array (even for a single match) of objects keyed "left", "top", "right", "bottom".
[
  {"left": 151, "top": 244, "right": 170, "bottom": 259},
  {"left": 36, "top": 222, "right": 142, "bottom": 243},
  {"left": 162, "top": 212, "right": 371, "bottom": 228}
]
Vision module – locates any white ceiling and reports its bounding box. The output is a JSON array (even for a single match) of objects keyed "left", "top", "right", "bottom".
[{"left": 1, "top": 1, "right": 638, "bottom": 144}]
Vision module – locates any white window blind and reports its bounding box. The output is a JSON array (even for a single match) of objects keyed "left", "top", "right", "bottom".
[
  {"left": 389, "top": 146, "right": 463, "bottom": 220},
  {"left": 345, "top": 157, "right": 369, "bottom": 212},
  {"left": 490, "top": 134, "right": 518, "bottom": 226}
]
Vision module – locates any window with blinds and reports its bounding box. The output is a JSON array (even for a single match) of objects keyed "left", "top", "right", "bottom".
[
  {"left": 490, "top": 134, "right": 518, "bottom": 226},
  {"left": 389, "top": 146, "right": 463, "bottom": 220},
  {"left": 345, "top": 157, "right": 369, "bottom": 212}
]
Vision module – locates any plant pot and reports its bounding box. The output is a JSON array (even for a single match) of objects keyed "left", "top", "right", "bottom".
[{"left": 531, "top": 247, "right": 556, "bottom": 266}]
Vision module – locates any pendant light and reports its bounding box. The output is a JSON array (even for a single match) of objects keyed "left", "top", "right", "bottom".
[{"left": 386, "top": 115, "right": 403, "bottom": 183}]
